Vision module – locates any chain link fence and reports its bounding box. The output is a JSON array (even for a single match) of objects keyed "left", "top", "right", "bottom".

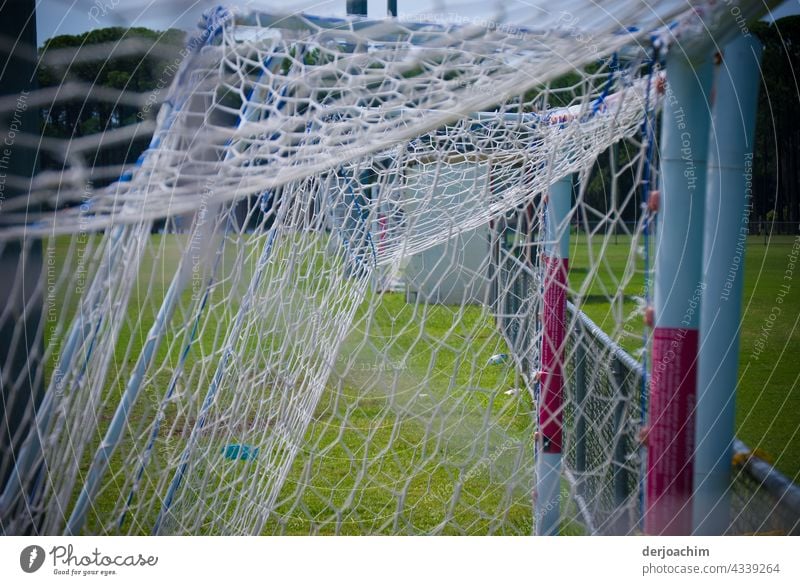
[{"left": 494, "top": 251, "right": 800, "bottom": 535}]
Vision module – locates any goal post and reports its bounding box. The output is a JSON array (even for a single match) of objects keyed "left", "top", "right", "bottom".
[
  {"left": 535, "top": 174, "right": 572, "bottom": 536},
  {"left": 0, "top": 1, "right": 790, "bottom": 536},
  {"left": 645, "top": 4, "right": 773, "bottom": 535},
  {"left": 646, "top": 48, "right": 713, "bottom": 536},
  {"left": 694, "top": 33, "right": 764, "bottom": 536}
]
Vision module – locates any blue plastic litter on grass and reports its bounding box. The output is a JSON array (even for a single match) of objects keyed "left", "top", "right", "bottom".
[{"left": 222, "top": 444, "right": 260, "bottom": 461}]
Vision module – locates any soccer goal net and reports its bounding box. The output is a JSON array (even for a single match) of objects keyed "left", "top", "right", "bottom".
[{"left": 0, "top": 1, "right": 784, "bottom": 535}]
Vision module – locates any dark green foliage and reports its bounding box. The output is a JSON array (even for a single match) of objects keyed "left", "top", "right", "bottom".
[
  {"left": 751, "top": 16, "right": 800, "bottom": 227},
  {"left": 37, "top": 27, "right": 186, "bottom": 180}
]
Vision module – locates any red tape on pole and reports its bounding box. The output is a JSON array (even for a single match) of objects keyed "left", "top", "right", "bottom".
[
  {"left": 540, "top": 256, "right": 568, "bottom": 455},
  {"left": 646, "top": 326, "right": 698, "bottom": 535}
]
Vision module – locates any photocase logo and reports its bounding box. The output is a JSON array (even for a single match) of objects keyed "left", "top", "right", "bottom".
[{"left": 19, "top": 545, "right": 46, "bottom": 573}]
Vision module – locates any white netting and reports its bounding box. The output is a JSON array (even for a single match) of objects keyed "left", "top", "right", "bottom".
[{"left": 0, "top": 1, "right": 770, "bottom": 535}]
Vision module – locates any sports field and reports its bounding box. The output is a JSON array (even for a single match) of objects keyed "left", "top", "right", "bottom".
[
  {"left": 48, "top": 229, "right": 798, "bottom": 534},
  {"left": 50, "top": 234, "right": 534, "bottom": 534},
  {"left": 572, "top": 232, "right": 800, "bottom": 481}
]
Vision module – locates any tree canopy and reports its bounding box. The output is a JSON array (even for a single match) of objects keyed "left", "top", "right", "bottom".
[
  {"left": 752, "top": 16, "right": 800, "bottom": 228},
  {"left": 37, "top": 26, "right": 186, "bottom": 179}
]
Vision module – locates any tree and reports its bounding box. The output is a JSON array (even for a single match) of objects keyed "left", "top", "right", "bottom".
[
  {"left": 752, "top": 16, "right": 800, "bottom": 230},
  {"left": 37, "top": 27, "right": 186, "bottom": 184}
]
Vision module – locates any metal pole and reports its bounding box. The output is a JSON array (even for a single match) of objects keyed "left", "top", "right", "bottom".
[
  {"left": 535, "top": 175, "right": 571, "bottom": 535},
  {"left": 693, "top": 35, "right": 763, "bottom": 535},
  {"left": 645, "top": 52, "right": 713, "bottom": 535},
  {"left": 346, "top": 1, "right": 367, "bottom": 16},
  {"left": 388, "top": 1, "right": 398, "bottom": 17},
  {"left": 573, "top": 323, "right": 587, "bottom": 492},
  {"left": 611, "top": 356, "right": 630, "bottom": 508},
  {"left": 0, "top": 0, "right": 43, "bottom": 534}
]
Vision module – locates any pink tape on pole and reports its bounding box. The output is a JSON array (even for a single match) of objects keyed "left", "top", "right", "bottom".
[
  {"left": 645, "top": 327, "right": 698, "bottom": 535},
  {"left": 539, "top": 256, "right": 568, "bottom": 454}
]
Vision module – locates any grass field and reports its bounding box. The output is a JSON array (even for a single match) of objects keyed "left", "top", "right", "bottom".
[
  {"left": 570, "top": 232, "right": 800, "bottom": 481},
  {"left": 47, "top": 228, "right": 799, "bottom": 535},
  {"left": 264, "top": 291, "right": 535, "bottom": 535},
  {"left": 50, "top": 233, "right": 536, "bottom": 534}
]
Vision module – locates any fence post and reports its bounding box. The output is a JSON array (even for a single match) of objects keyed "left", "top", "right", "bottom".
[
  {"left": 612, "top": 356, "right": 631, "bottom": 508},
  {"left": 574, "top": 322, "right": 587, "bottom": 487},
  {"left": 346, "top": 1, "right": 367, "bottom": 16}
]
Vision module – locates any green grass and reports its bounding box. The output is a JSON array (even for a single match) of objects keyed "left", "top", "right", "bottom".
[
  {"left": 48, "top": 233, "right": 534, "bottom": 534},
  {"left": 261, "top": 291, "right": 535, "bottom": 535},
  {"left": 46, "top": 229, "right": 799, "bottom": 535},
  {"left": 733, "top": 236, "right": 800, "bottom": 482},
  {"left": 568, "top": 232, "right": 800, "bottom": 481}
]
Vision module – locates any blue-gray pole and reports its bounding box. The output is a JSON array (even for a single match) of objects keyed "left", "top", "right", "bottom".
[
  {"left": 535, "top": 174, "right": 571, "bottom": 536},
  {"left": 693, "top": 34, "right": 763, "bottom": 535},
  {"left": 646, "top": 51, "right": 713, "bottom": 535}
]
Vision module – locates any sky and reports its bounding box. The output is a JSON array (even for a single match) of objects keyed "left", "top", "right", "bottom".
[{"left": 35, "top": 0, "right": 800, "bottom": 45}]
